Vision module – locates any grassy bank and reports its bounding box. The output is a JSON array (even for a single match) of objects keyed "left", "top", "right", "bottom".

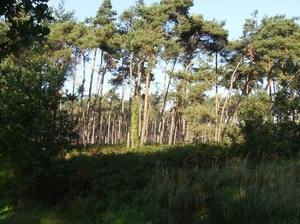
[{"left": 1, "top": 143, "right": 300, "bottom": 223}]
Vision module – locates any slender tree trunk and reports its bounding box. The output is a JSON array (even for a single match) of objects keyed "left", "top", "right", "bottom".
[
  {"left": 91, "top": 114, "right": 95, "bottom": 144},
  {"left": 80, "top": 53, "right": 87, "bottom": 146},
  {"left": 168, "top": 97, "right": 178, "bottom": 145},
  {"left": 131, "top": 96, "right": 140, "bottom": 148},
  {"left": 96, "top": 63, "right": 108, "bottom": 144},
  {"left": 85, "top": 48, "right": 97, "bottom": 145},
  {"left": 131, "top": 53, "right": 145, "bottom": 147},
  {"left": 180, "top": 62, "right": 193, "bottom": 143},
  {"left": 174, "top": 125, "right": 178, "bottom": 145},
  {"left": 160, "top": 116, "right": 166, "bottom": 143},
  {"left": 118, "top": 116, "right": 121, "bottom": 143},
  {"left": 120, "top": 71, "right": 126, "bottom": 143},
  {"left": 214, "top": 53, "right": 220, "bottom": 142},
  {"left": 226, "top": 73, "right": 252, "bottom": 126},
  {"left": 182, "top": 119, "right": 187, "bottom": 142},
  {"left": 99, "top": 112, "right": 104, "bottom": 144},
  {"left": 186, "top": 122, "right": 190, "bottom": 143},
  {"left": 111, "top": 119, "right": 114, "bottom": 144},
  {"left": 140, "top": 70, "right": 151, "bottom": 145},
  {"left": 218, "top": 58, "right": 242, "bottom": 141},
  {"left": 107, "top": 96, "right": 114, "bottom": 144},
  {"left": 145, "top": 103, "right": 150, "bottom": 143},
  {"left": 91, "top": 50, "right": 104, "bottom": 144},
  {"left": 265, "top": 59, "right": 279, "bottom": 97},
  {"left": 139, "top": 98, "right": 142, "bottom": 139},
  {"left": 127, "top": 52, "right": 134, "bottom": 147},
  {"left": 157, "top": 60, "right": 176, "bottom": 144},
  {"left": 71, "top": 48, "right": 78, "bottom": 144},
  {"left": 107, "top": 109, "right": 111, "bottom": 144}
]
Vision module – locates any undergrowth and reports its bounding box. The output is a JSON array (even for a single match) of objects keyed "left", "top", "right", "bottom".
[{"left": 1, "top": 143, "right": 300, "bottom": 223}]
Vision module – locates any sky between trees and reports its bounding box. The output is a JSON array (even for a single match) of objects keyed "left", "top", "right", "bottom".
[
  {"left": 48, "top": 0, "right": 300, "bottom": 96},
  {"left": 48, "top": 0, "right": 300, "bottom": 40}
]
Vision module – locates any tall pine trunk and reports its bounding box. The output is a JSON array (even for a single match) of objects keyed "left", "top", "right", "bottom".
[
  {"left": 71, "top": 48, "right": 78, "bottom": 144},
  {"left": 85, "top": 48, "right": 97, "bottom": 145},
  {"left": 218, "top": 58, "right": 242, "bottom": 141},
  {"left": 157, "top": 60, "right": 175, "bottom": 144},
  {"left": 119, "top": 70, "right": 126, "bottom": 143},
  {"left": 141, "top": 70, "right": 151, "bottom": 145},
  {"left": 127, "top": 52, "right": 134, "bottom": 147},
  {"left": 91, "top": 50, "right": 104, "bottom": 144},
  {"left": 130, "top": 53, "right": 145, "bottom": 147},
  {"left": 96, "top": 62, "right": 108, "bottom": 144},
  {"left": 80, "top": 53, "right": 87, "bottom": 146},
  {"left": 214, "top": 53, "right": 220, "bottom": 142},
  {"left": 168, "top": 97, "right": 178, "bottom": 145}
]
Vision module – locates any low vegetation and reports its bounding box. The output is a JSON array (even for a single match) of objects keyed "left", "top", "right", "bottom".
[{"left": 1, "top": 143, "right": 300, "bottom": 224}]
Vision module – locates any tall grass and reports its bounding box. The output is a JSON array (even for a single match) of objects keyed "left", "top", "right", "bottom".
[
  {"left": 206, "top": 161, "right": 300, "bottom": 223},
  {"left": 99, "top": 159, "right": 300, "bottom": 224},
  {"left": 1, "top": 144, "right": 300, "bottom": 223},
  {"left": 56, "top": 160, "right": 300, "bottom": 223}
]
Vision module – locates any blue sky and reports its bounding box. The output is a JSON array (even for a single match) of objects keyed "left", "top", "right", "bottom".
[{"left": 48, "top": 0, "right": 300, "bottom": 40}]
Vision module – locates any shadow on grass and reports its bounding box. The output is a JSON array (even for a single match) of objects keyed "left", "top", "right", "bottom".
[
  {"left": 1, "top": 143, "right": 233, "bottom": 223},
  {"left": 1, "top": 143, "right": 299, "bottom": 223},
  {"left": 0, "top": 171, "right": 16, "bottom": 223}
]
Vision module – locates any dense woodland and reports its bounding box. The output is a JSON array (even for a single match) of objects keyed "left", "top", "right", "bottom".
[
  {"left": 1, "top": 0, "right": 300, "bottom": 223},
  {"left": 1, "top": 0, "right": 300, "bottom": 150}
]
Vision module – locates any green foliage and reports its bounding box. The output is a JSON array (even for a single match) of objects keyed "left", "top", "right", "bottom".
[
  {"left": 222, "top": 13, "right": 300, "bottom": 154},
  {"left": 238, "top": 91, "right": 271, "bottom": 121},
  {"left": 0, "top": 0, "right": 51, "bottom": 59},
  {"left": 239, "top": 91, "right": 300, "bottom": 156},
  {"left": 51, "top": 0, "right": 75, "bottom": 23},
  {"left": 240, "top": 119, "right": 300, "bottom": 157},
  {"left": 207, "top": 160, "right": 300, "bottom": 223},
  {"left": 0, "top": 45, "right": 75, "bottom": 188},
  {"left": 273, "top": 88, "right": 300, "bottom": 123},
  {"left": 131, "top": 96, "right": 140, "bottom": 147},
  {"left": 0, "top": 171, "right": 13, "bottom": 218},
  {"left": 182, "top": 101, "right": 215, "bottom": 139},
  {"left": 1, "top": 1, "right": 300, "bottom": 223},
  {"left": 2, "top": 144, "right": 300, "bottom": 223},
  {"left": 93, "top": 0, "right": 117, "bottom": 27}
]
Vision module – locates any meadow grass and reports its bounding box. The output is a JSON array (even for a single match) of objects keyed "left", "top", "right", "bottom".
[{"left": 1, "top": 143, "right": 300, "bottom": 223}]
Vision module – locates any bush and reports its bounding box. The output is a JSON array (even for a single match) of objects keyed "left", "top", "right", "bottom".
[{"left": 240, "top": 119, "right": 300, "bottom": 158}]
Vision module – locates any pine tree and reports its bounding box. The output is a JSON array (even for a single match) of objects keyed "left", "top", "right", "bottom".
[{"left": 0, "top": 0, "right": 51, "bottom": 59}]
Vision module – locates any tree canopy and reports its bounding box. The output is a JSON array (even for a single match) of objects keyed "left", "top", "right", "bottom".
[{"left": 0, "top": 0, "right": 52, "bottom": 59}]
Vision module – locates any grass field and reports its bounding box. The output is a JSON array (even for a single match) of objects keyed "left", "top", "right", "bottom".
[{"left": 1, "top": 143, "right": 300, "bottom": 223}]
